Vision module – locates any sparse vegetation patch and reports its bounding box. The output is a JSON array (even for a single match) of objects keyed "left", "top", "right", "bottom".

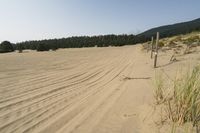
[{"left": 154, "top": 65, "right": 200, "bottom": 130}]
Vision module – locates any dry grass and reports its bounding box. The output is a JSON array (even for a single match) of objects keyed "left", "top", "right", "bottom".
[
  {"left": 183, "top": 35, "right": 200, "bottom": 45},
  {"left": 141, "top": 42, "right": 151, "bottom": 52},
  {"left": 171, "top": 66, "right": 200, "bottom": 125},
  {"left": 153, "top": 73, "right": 165, "bottom": 104},
  {"left": 154, "top": 65, "right": 200, "bottom": 128}
]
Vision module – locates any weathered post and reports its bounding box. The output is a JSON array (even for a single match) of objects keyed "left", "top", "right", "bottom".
[
  {"left": 154, "top": 32, "right": 159, "bottom": 68},
  {"left": 151, "top": 36, "right": 154, "bottom": 59}
]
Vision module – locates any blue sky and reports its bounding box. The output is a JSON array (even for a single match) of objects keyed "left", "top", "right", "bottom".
[{"left": 0, "top": 0, "right": 200, "bottom": 43}]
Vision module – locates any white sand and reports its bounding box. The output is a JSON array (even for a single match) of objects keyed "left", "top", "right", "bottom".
[{"left": 0, "top": 45, "right": 199, "bottom": 133}]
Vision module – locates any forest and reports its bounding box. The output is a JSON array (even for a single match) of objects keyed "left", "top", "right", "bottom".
[{"left": 15, "top": 34, "right": 137, "bottom": 51}]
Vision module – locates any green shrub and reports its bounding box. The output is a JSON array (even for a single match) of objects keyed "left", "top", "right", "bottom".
[{"left": 0, "top": 41, "right": 14, "bottom": 53}]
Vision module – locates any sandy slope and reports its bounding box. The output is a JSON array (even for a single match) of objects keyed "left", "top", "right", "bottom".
[{"left": 0, "top": 45, "right": 199, "bottom": 133}]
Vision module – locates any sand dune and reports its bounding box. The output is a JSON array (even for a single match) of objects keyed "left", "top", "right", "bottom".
[{"left": 0, "top": 45, "right": 199, "bottom": 133}]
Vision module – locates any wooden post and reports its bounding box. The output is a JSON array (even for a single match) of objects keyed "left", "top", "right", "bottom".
[
  {"left": 151, "top": 36, "right": 154, "bottom": 59},
  {"left": 154, "top": 32, "right": 159, "bottom": 68}
]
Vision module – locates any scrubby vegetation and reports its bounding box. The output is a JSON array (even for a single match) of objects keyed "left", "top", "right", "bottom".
[{"left": 142, "top": 32, "right": 200, "bottom": 57}]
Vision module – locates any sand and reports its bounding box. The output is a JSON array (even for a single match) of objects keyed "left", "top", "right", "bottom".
[{"left": 0, "top": 45, "right": 199, "bottom": 133}]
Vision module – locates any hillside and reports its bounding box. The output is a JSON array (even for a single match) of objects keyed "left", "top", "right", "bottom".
[{"left": 138, "top": 18, "right": 200, "bottom": 40}]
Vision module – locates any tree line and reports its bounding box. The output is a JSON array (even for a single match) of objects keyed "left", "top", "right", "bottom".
[
  {"left": 1, "top": 34, "right": 144, "bottom": 53},
  {"left": 16, "top": 34, "right": 138, "bottom": 50}
]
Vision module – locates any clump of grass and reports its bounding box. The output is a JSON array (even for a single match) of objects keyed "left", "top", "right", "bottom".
[
  {"left": 141, "top": 42, "right": 153, "bottom": 52},
  {"left": 170, "top": 66, "right": 200, "bottom": 125},
  {"left": 141, "top": 43, "right": 148, "bottom": 51},
  {"left": 159, "top": 41, "right": 165, "bottom": 47},
  {"left": 154, "top": 65, "right": 200, "bottom": 127},
  {"left": 153, "top": 73, "right": 165, "bottom": 104},
  {"left": 173, "top": 36, "right": 182, "bottom": 42},
  {"left": 170, "top": 123, "right": 195, "bottom": 133},
  {"left": 183, "top": 35, "right": 200, "bottom": 45}
]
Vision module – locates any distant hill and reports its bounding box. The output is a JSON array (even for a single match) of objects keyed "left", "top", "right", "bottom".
[{"left": 137, "top": 18, "right": 200, "bottom": 41}]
